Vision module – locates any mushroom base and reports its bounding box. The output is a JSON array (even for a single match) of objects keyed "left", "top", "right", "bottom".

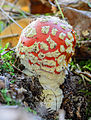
[
  {"left": 40, "top": 88, "right": 63, "bottom": 111},
  {"left": 37, "top": 70, "right": 65, "bottom": 111}
]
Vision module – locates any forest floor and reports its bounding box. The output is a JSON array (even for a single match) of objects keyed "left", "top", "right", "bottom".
[
  {"left": 0, "top": 0, "right": 91, "bottom": 120},
  {"left": 0, "top": 58, "right": 91, "bottom": 120}
]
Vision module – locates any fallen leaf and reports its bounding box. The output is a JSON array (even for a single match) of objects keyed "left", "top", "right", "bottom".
[
  {"left": 0, "top": 18, "right": 30, "bottom": 48},
  {"left": 6, "top": 0, "right": 30, "bottom": 12},
  {"left": 63, "top": 7, "right": 91, "bottom": 39},
  {"left": 58, "top": 0, "right": 90, "bottom": 11},
  {"left": 30, "top": 0, "right": 52, "bottom": 14}
]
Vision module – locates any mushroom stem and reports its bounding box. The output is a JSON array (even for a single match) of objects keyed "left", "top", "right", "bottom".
[{"left": 37, "top": 70, "right": 65, "bottom": 111}]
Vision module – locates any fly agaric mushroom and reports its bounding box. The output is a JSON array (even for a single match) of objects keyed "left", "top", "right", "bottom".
[{"left": 16, "top": 16, "right": 76, "bottom": 111}]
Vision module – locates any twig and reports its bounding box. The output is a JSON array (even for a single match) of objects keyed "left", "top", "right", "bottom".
[
  {"left": 10, "top": 62, "right": 27, "bottom": 75},
  {"left": 55, "top": 0, "right": 64, "bottom": 19},
  {"left": 0, "top": 47, "right": 26, "bottom": 75},
  {"left": 76, "top": 64, "right": 86, "bottom": 85},
  {"left": 71, "top": 64, "right": 91, "bottom": 83},
  {"left": 77, "top": 40, "right": 91, "bottom": 44},
  {"left": 73, "top": 71, "right": 91, "bottom": 82},
  {"left": 48, "top": 0, "right": 64, "bottom": 19},
  {"left": 48, "top": 0, "right": 56, "bottom": 7},
  {"left": 0, "top": 1, "right": 10, "bottom": 24},
  {"left": 0, "top": 7, "right": 23, "bottom": 30},
  {"left": 77, "top": 71, "right": 91, "bottom": 79},
  {"left": 0, "top": 16, "right": 25, "bottom": 21},
  {"left": 0, "top": 34, "right": 19, "bottom": 39},
  {"left": 5, "top": 10, "right": 23, "bottom": 15},
  {"left": 0, "top": 0, "right": 5, "bottom": 8},
  {"left": 5, "top": 9, "right": 31, "bottom": 16},
  {"left": 5, "top": 1, "right": 30, "bottom": 17},
  {"left": 83, "top": 76, "right": 91, "bottom": 82},
  {"left": 1, "top": 47, "right": 15, "bottom": 56}
]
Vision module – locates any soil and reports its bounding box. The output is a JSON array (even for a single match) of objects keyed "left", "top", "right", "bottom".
[{"left": 0, "top": 63, "right": 91, "bottom": 120}]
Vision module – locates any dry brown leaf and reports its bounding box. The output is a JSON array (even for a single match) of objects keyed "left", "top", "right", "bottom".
[
  {"left": 63, "top": 7, "right": 91, "bottom": 39},
  {"left": 6, "top": 0, "right": 30, "bottom": 12},
  {"left": 30, "top": 0, "right": 52, "bottom": 14},
  {"left": 0, "top": 18, "right": 30, "bottom": 48}
]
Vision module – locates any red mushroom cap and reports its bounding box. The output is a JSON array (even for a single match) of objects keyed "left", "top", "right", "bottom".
[{"left": 16, "top": 16, "right": 76, "bottom": 74}]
